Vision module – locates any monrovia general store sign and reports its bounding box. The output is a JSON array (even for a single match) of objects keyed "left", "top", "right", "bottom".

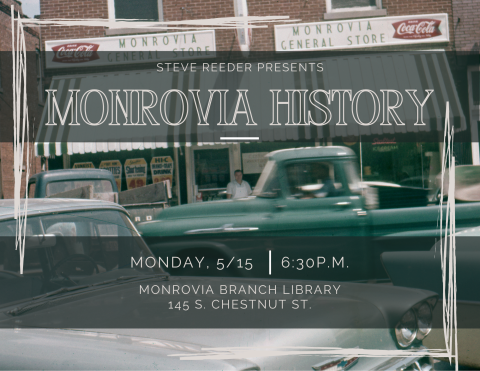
[
  {"left": 274, "top": 14, "right": 448, "bottom": 51},
  {"left": 45, "top": 30, "right": 216, "bottom": 69}
]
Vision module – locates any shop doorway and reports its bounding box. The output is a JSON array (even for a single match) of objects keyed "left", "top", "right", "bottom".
[{"left": 186, "top": 144, "right": 240, "bottom": 203}]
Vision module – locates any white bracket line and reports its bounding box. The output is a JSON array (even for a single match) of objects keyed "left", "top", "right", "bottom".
[{"left": 220, "top": 137, "right": 259, "bottom": 140}]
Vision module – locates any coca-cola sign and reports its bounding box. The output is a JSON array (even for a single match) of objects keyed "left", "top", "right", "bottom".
[
  {"left": 51, "top": 43, "right": 100, "bottom": 63},
  {"left": 392, "top": 19, "right": 442, "bottom": 40}
]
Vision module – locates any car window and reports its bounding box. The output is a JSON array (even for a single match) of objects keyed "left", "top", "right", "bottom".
[
  {"left": 0, "top": 209, "right": 162, "bottom": 308},
  {"left": 285, "top": 161, "right": 344, "bottom": 199},
  {"left": 46, "top": 222, "right": 77, "bottom": 237}
]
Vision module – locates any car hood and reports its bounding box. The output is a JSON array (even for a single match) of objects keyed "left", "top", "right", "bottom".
[
  {"left": 0, "top": 276, "right": 436, "bottom": 330},
  {"left": 0, "top": 327, "right": 258, "bottom": 370},
  {"left": 0, "top": 276, "right": 436, "bottom": 370}
]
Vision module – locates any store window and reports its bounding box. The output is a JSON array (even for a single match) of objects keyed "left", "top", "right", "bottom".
[
  {"left": 360, "top": 142, "right": 440, "bottom": 189},
  {"left": 467, "top": 66, "right": 480, "bottom": 164},
  {"left": 471, "top": 70, "right": 480, "bottom": 107},
  {"left": 326, "top": 0, "right": 382, "bottom": 13},
  {"left": 108, "top": 0, "right": 163, "bottom": 22},
  {"left": 0, "top": 54, "right": 3, "bottom": 93},
  {"left": 194, "top": 148, "right": 231, "bottom": 201},
  {"left": 36, "top": 49, "right": 43, "bottom": 105}
]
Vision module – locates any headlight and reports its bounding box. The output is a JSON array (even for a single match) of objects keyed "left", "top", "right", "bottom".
[
  {"left": 415, "top": 302, "right": 433, "bottom": 340},
  {"left": 395, "top": 309, "right": 417, "bottom": 348},
  {"left": 394, "top": 298, "right": 437, "bottom": 348}
]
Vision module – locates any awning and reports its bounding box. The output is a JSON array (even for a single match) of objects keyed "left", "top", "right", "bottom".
[{"left": 35, "top": 51, "right": 466, "bottom": 156}]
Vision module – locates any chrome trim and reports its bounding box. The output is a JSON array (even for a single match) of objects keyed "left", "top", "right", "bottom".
[
  {"left": 335, "top": 202, "right": 352, "bottom": 206},
  {"left": 185, "top": 224, "right": 259, "bottom": 235},
  {"left": 371, "top": 347, "right": 433, "bottom": 371}
]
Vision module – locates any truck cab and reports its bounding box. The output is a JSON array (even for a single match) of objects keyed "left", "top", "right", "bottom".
[
  {"left": 27, "top": 169, "right": 118, "bottom": 199},
  {"left": 249, "top": 146, "right": 369, "bottom": 236}
]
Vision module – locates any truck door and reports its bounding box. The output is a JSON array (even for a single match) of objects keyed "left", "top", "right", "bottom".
[
  {"left": 273, "top": 159, "right": 367, "bottom": 236},
  {"left": 263, "top": 159, "right": 371, "bottom": 280}
]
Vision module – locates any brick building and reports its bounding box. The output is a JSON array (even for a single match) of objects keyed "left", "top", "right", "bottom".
[
  {"left": 36, "top": 0, "right": 473, "bottom": 204},
  {"left": 452, "top": 0, "right": 480, "bottom": 164},
  {"left": 39, "top": 0, "right": 456, "bottom": 52},
  {"left": 0, "top": 0, "right": 42, "bottom": 199}
]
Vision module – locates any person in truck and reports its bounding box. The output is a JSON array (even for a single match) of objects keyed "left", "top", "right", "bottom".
[
  {"left": 226, "top": 170, "right": 252, "bottom": 199},
  {"left": 311, "top": 163, "right": 336, "bottom": 198},
  {"left": 290, "top": 162, "right": 336, "bottom": 199}
]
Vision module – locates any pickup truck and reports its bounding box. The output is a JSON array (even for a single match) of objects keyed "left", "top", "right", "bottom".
[
  {"left": 136, "top": 146, "right": 480, "bottom": 281},
  {"left": 27, "top": 169, "right": 170, "bottom": 224}
]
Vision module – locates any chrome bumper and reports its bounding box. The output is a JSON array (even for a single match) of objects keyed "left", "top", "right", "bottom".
[{"left": 372, "top": 348, "right": 434, "bottom": 371}]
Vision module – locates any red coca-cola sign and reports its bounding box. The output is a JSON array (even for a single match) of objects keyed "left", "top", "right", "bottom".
[
  {"left": 51, "top": 43, "right": 100, "bottom": 63},
  {"left": 392, "top": 19, "right": 442, "bottom": 40}
]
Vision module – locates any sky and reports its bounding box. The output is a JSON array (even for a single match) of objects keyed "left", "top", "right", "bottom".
[{"left": 21, "top": 0, "right": 40, "bottom": 18}]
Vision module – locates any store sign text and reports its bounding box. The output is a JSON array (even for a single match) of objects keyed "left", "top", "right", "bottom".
[
  {"left": 45, "top": 30, "right": 216, "bottom": 69},
  {"left": 392, "top": 19, "right": 441, "bottom": 39},
  {"left": 52, "top": 43, "right": 100, "bottom": 63},
  {"left": 274, "top": 14, "right": 448, "bottom": 51}
]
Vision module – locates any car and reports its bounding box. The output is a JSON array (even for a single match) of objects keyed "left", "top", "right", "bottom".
[
  {"left": 0, "top": 199, "right": 438, "bottom": 370},
  {"left": 381, "top": 230, "right": 480, "bottom": 369}
]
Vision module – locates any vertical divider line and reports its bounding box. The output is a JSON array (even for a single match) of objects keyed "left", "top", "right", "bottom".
[{"left": 269, "top": 250, "right": 271, "bottom": 275}]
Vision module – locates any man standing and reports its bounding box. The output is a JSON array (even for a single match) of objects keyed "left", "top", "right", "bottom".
[{"left": 226, "top": 170, "right": 252, "bottom": 199}]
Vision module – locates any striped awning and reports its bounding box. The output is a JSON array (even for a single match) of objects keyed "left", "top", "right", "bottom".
[{"left": 35, "top": 51, "right": 466, "bottom": 156}]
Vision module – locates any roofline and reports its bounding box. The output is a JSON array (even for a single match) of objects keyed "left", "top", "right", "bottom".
[{"left": 267, "top": 146, "right": 356, "bottom": 159}]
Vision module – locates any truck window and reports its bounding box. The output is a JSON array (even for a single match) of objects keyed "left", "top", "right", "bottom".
[
  {"left": 28, "top": 182, "right": 36, "bottom": 198},
  {"left": 45, "top": 180, "right": 113, "bottom": 196},
  {"left": 285, "top": 161, "right": 344, "bottom": 199},
  {"left": 252, "top": 161, "right": 281, "bottom": 198},
  {"left": 344, "top": 161, "right": 362, "bottom": 195}
]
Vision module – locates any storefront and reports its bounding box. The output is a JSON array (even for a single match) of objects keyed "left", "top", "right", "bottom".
[
  {"left": 468, "top": 65, "right": 480, "bottom": 164},
  {"left": 273, "top": 13, "right": 466, "bottom": 190},
  {"left": 36, "top": 13, "right": 467, "bottom": 203}
]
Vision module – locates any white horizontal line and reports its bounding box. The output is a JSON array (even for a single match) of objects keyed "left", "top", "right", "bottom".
[{"left": 220, "top": 137, "right": 259, "bottom": 140}]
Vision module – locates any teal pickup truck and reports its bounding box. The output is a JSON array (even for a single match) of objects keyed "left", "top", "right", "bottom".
[{"left": 137, "top": 146, "right": 480, "bottom": 281}]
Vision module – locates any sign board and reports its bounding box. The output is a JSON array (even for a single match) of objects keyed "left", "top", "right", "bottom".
[
  {"left": 151, "top": 156, "right": 174, "bottom": 185},
  {"left": 242, "top": 152, "right": 269, "bottom": 174},
  {"left": 274, "top": 14, "right": 449, "bottom": 51},
  {"left": 45, "top": 30, "right": 216, "bottom": 69},
  {"left": 125, "top": 158, "right": 147, "bottom": 190},
  {"left": 100, "top": 160, "right": 122, "bottom": 191},
  {"left": 72, "top": 162, "right": 95, "bottom": 169}
]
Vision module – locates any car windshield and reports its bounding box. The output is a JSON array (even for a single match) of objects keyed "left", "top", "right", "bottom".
[
  {"left": 0, "top": 209, "right": 163, "bottom": 308},
  {"left": 45, "top": 180, "right": 113, "bottom": 196}
]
